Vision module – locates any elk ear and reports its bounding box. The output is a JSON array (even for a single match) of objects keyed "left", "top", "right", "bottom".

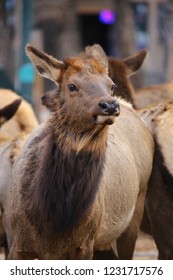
[
  {"left": 0, "top": 99, "right": 22, "bottom": 126},
  {"left": 123, "top": 49, "right": 148, "bottom": 77},
  {"left": 85, "top": 44, "right": 108, "bottom": 71},
  {"left": 41, "top": 89, "right": 58, "bottom": 111},
  {"left": 25, "top": 44, "right": 65, "bottom": 83}
]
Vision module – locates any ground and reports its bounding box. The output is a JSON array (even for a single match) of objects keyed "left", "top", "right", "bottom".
[{"left": 134, "top": 231, "right": 158, "bottom": 260}]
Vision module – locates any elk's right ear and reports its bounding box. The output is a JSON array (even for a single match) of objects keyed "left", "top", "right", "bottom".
[
  {"left": 25, "top": 44, "right": 65, "bottom": 83},
  {"left": 123, "top": 49, "right": 148, "bottom": 76}
]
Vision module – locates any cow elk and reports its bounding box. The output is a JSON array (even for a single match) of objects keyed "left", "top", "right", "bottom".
[
  {"left": 2, "top": 44, "right": 154, "bottom": 260},
  {"left": 0, "top": 89, "right": 38, "bottom": 258},
  {"left": 139, "top": 101, "right": 173, "bottom": 259}
]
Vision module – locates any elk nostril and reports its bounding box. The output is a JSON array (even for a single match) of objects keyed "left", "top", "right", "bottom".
[
  {"left": 99, "top": 101, "right": 120, "bottom": 115},
  {"left": 99, "top": 102, "right": 109, "bottom": 110},
  {"left": 114, "top": 101, "right": 120, "bottom": 113}
]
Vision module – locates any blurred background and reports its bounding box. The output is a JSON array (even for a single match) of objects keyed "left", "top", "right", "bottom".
[{"left": 1, "top": 0, "right": 173, "bottom": 120}]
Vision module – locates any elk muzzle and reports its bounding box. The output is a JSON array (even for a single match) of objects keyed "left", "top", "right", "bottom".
[
  {"left": 94, "top": 99, "right": 120, "bottom": 125},
  {"left": 99, "top": 101, "right": 120, "bottom": 116}
]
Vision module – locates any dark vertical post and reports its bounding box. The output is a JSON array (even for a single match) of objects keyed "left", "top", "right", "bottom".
[{"left": 21, "top": 0, "right": 33, "bottom": 102}]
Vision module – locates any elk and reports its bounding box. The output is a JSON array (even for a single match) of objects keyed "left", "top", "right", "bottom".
[
  {"left": 108, "top": 49, "right": 147, "bottom": 106},
  {"left": 83, "top": 50, "right": 173, "bottom": 257},
  {"left": 0, "top": 97, "right": 21, "bottom": 258},
  {"left": 139, "top": 101, "right": 173, "bottom": 259},
  {"left": 0, "top": 90, "right": 38, "bottom": 258},
  {"left": 108, "top": 52, "right": 173, "bottom": 111},
  {"left": 42, "top": 49, "right": 156, "bottom": 256},
  {"left": 41, "top": 49, "right": 152, "bottom": 259},
  {"left": 107, "top": 53, "right": 170, "bottom": 238},
  {"left": 6, "top": 44, "right": 154, "bottom": 260},
  {"left": 134, "top": 82, "right": 173, "bottom": 237},
  {"left": 0, "top": 89, "right": 38, "bottom": 144},
  {"left": 135, "top": 82, "right": 173, "bottom": 109}
]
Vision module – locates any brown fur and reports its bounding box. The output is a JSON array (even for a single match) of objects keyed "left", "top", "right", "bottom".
[
  {"left": 21, "top": 129, "right": 106, "bottom": 235},
  {"left": 42, "top": 50, "right": 147, "bottom": 112},
  {"left": 27, "top": 45, "right": 64, "bottom": 69},
  {"left": 107, "top": 52, "right": 173, "bottom": 111},
  {"left": 0, "top": 90, "right": 38, "bottom": 258},
  {"left": 42, "top": 51, "right": 154, "bottom": 242},
  {"left": 6, "top": 45, "right": 154, "bottom": 260},
  {"left": 108, "top": 49, "right": 147, "bottom": 105},
  {"left": 135, "top": 82, "right": 173, "bottom": 109},
  {"left": 41, "top": 89, "right": 59, "bottom": 111},
  {"left": 0, "top": 89, "right": 38, "bottom": 163},
  {"left": 97, "top": 51, "right": 173, "bottom": 250},
  {"left": 108, "top": 58, "right": 135, "bottom": 104},
  {"left": 139, "top": 101, "right": 173, "bottom": 259},
  {"left": 107, "top": 53, "right": 173, "bottom": 240},
  {"left": 0, "top": 89, "right": 38, "bottom": 144}
]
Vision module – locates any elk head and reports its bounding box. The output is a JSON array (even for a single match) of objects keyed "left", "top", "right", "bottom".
[{"left": 26, "top": 44, "right": 120, "bottom": 132}]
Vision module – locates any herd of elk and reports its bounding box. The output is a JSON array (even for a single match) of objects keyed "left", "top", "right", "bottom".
[{"left": 0, "top": 44, "right": 173, "bottom": 260}]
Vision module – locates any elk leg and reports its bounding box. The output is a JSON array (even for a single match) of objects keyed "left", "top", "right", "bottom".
[
  {"left": 8, "top": 243, "right": 37, "bottom": 260},
  {"left": 116, "top": 187, "right": 146, "bottom": 259},
  {"left": 148, "top": 211, "right": 173, "bottom": 260},
  {"left": 140, "top": 205, "right": 152, "bottom": 235}
]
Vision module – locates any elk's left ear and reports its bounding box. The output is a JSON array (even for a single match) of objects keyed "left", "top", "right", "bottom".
[
  {"left": 123, "top": 49, "right": 148, "bottom": 76},
  {"left": 25, "top": 44, "right": 65, "bottom": 83},
  {"left": 85, "top": 44, "right": 108, "bottom": 72}
]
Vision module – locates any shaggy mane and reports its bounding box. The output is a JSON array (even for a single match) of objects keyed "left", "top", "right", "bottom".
[{"left": 22, "top": 130, "right": 105, "bottom": 236}]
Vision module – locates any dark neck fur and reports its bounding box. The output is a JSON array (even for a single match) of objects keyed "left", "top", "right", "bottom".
[
  {"left": 155, "top": 143, "right": 173, "bottom": 188},
  {"left": 22, "top": 127, "right": 106, "bottom": 236}
]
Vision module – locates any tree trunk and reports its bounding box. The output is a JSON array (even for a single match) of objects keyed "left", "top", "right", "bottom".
[
  {"left": 33, "top": 0, "right": 81, "bottom": 91},
  {"left": 0, "top": 1, "right": 14, "bottom": 83},
  {"left": 113, "top": 0, "right": 144, "bottom": 88},
  {"left": 114, "top": 0, "right": 136, "bottom": 58}
]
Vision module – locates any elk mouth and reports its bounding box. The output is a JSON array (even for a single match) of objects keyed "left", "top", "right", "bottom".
[
  {"left": 93, "top": 99, "right": 120, "bottom": 125},
  {"left": 94, "top": 115, "right": 118, "bottom": 125}
]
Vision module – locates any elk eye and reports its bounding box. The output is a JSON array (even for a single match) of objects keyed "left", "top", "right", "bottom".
[
  {"left": 110, "top": 84, "right": 117, "bottom": 96},
  {"left": 111, "top": 84, "right": 117, "bottom": 92},
  {"left": 68, "top": 84, "right": 78, "bottom": 92}
]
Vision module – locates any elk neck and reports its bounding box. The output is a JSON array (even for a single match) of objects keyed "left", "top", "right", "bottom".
[{"left": 22, "top": 112, "right": 109, "bottom": 236}]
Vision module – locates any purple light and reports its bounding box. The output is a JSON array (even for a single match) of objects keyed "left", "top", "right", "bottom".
[{"left": 99, "top": 10, "right": 116, "bottom": 25}]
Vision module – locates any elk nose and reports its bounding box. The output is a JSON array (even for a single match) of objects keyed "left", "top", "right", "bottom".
[{"left": 99, "top": 101, "right": 120, "bottom": 116}]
